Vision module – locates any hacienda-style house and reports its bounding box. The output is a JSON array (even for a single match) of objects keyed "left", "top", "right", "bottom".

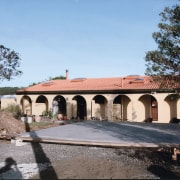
[{"left": 15, "top": 71, "right": 180, "bottom": 123}]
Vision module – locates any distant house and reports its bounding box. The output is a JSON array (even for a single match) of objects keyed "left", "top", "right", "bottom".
[{"left": 16, "top": 73, "right": 180, "bottom": 123}]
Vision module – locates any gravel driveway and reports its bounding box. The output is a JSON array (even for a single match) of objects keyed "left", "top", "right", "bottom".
[
  {"left": 1, "top": 121, "right": 180, "bottom": 179},
  {"left": 0, "top": 139, "right": 180, "bottom": 179}
]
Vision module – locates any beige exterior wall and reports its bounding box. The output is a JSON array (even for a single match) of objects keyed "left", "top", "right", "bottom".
[
  {"left": 157, "top": 94, "right": 170, "bottom": 123},
  {"left": 15, "top": 92, "right": 180, "bottom": 123},
  {"left": 177, "top": 99, "right": 180, "bottom": 119},
  {"left": 1, "top": 98, "right": 17, "bottom": 109}
]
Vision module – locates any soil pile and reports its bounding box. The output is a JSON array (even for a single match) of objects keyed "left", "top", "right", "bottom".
[
  {"left": 0, "top": 111, "right": 59, "bottom": 135},
  {"left": 0, "top": 111, "right": 26, "bottom": 135}
]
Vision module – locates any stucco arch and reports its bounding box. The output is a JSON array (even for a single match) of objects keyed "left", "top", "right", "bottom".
[
  {"left": 20, "top": 95, "right": 32, "bottom": 115},
  {"left": 138, "top": 94, "right": 158, "bottom": 122},
  {"left": 164, "top": 94, "right": 178, "bottom": 122},
  {"left": 53, "top": 95, "right": 67, "bottom": 116},
  {"left": 34, "top": 95, "right": 48, "bottom": 115},
  {"left": 92, "top": 95, "right": 107, "bottom": 120},
  {"left": 112, "top": 95, "right": 131, "bottom": 121},
  {"left": 72, "top": 95, "right": 87, "bottom": 120}
]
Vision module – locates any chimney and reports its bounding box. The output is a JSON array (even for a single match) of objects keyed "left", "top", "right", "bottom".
[{"left": 66, "top": 69, "right": 69, "bottom": 80}]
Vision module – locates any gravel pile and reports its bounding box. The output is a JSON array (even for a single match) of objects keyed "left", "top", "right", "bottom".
[{"left": 0, "top": 140, "right": 179, "bottom": 179}]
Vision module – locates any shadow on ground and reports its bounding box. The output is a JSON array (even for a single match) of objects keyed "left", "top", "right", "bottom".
[
  {"left": 0, "top": 157, "right": 22, "bottom": 179},
  {"left": 24, "top": 122, "right": 58, "bottom": 180},
  {"left": 76, "top": 121, "right": 180, "bottom": 144}
]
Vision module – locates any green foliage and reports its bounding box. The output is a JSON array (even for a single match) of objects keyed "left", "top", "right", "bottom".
[
  {"left": 0, "top": 45, "right": 22, "bottom": 81},
  {"left": 28, "top": 82, "right": 39, "bottom": 87},
  {"left": 28, "top": 75, "right": 66, "bottom": 87},
  {"left": 145, "top": 4, "right": 180, "bottom": 88},
  {"left": 30, "top": 121, "right": 52, "bottom": 126},
  {"left": 3, "top": 104, "right": 21, "bottom": 119},
  {"left": 51, "top": 75, "right": 66, "bottom": 80},
  {"left": 42, "top": 110, "right": 53, "bottom": 118},
  {"left": 0, "top": 87, "right": 20, "bottom": 95}
]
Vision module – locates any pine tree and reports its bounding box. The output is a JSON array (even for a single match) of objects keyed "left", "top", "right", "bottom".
[{"left": 145, "top": 4, "right": 180, "bottom": 89}]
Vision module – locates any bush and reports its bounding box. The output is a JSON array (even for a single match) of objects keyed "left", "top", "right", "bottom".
[
  {"left": 42, "top": 110, "right": 53, "bottom": 118},
  {"left": 3, "top": 104, "right": 21, "bottom": 120}
]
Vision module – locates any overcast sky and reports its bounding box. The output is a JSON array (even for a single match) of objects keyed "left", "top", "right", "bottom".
[{"left": 0, "top": 0, "right": 177, "bottom": 87}]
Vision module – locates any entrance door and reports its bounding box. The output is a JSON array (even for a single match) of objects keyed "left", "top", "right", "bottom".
[
  {"left": 151, "top": 99, "right": 158, "bottom": 121},
  {"left": 73, "top": 95, "right": 87, "bottom": 120}
]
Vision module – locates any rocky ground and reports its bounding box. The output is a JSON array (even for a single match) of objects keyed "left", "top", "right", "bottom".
[
  {"left": 0, "top": 140, "right": 180, "bottom": 179},
  {"left": 0, "top": 111, "right": 180, "bottom": 179}
]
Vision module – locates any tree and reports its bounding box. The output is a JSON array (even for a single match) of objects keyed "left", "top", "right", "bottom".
[
  {"left": 0, "top": 87, "right": 20, "bottom": 95},
  {"left": 51, "top": 75, "right": 66, "bottom": 80},
  {"left": 28, "top": 75, "right": 66, "bottom": 87},
  {"left": 0, "top": 45, "right": 22, "bottom": 81},
  {"left": 145, "top": 4, "right": 180, "bottom": 89}
]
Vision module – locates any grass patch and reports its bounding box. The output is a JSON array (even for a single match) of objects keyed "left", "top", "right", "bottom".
[
  {"left": 30, "top": 121, "right": 52, "bottom": 127},
  {"left": 28, "top": 121, "right": 58, "bottom": 131}
]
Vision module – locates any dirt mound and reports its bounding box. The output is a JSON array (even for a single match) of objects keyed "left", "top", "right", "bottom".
[{"left": 0, "top": 111, "right": 26, "bottom": 135}]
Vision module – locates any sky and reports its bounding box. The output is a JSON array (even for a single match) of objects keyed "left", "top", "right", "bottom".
[{"left": 0, "top": 0, "right": 178, "bottom": 87}]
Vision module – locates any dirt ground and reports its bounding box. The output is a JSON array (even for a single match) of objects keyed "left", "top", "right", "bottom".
[
  {"left": 0, "top": 111, "right": 26, "bottom": 134},
  {"left": 0, "top": 111, "right": 180, "bottom": 179},
  {"left": 0, "top": 111, "right": 59, "bottom": 135}
]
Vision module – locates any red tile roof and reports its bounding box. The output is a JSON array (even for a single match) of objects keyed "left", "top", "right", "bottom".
[{"left": 17, "top": 75, "right": 163, "bottom": 93}]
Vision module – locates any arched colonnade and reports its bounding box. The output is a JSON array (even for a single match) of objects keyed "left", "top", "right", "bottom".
[{"left": 17, "top": 92, "right": 180, "bottom": 123}]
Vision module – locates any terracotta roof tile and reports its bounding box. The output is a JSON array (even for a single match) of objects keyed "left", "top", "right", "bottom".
[{"left": 17, "top": 76, "right": 165, "bottom": 93}]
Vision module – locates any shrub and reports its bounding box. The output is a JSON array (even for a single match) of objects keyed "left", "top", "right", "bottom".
[
  {"left": 42, "top": 110, "right": 53, "bottom": 118},
  {"left": 3, "top": 104, "right": 21, "bottom": 120}
]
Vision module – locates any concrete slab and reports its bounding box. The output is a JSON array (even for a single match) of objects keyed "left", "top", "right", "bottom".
[{"left": 18, "top": 121, "right": 180, "bottom": 148}]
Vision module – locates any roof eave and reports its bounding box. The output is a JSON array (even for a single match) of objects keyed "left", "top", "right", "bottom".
[{"left": 16, "top": 88, "right": 177, "bottom": 95}]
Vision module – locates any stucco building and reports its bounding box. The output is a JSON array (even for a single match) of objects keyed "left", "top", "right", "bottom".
[
  {"left": 16, "top": 73, "right": 180, "bottom": 123},
  {"left": 0, "top": 95, "right": 17, "bottom": 110}
]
